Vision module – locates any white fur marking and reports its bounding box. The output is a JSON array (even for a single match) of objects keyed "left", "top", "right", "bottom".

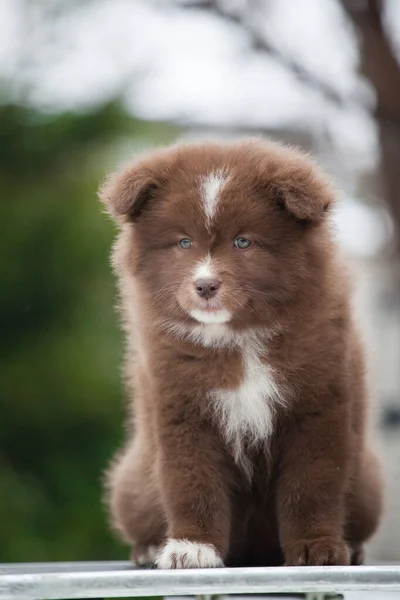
[
  {"left": 161, "top": 320, "right": 286, "bottom": 478},
  {"left": 134, "top": 545, "right": 159, "bottom": 566},
  {"left": 156, "top": 539, "right": 223, "bottom": 569},
  {"left": 200, "top": 171, "right": 229, "bottom": 225},
  {"left": 209, "top": 332, "right": 285, "bottom": 478},
  {"left": 193, "top": 255, "right": 214, "bottom": 280},
  {"left": 163, "top": 321, "right": 271, "bottom": 349},
  {"left": 190, "top": 309, "right": 232, "bottom": 324},
  {"left": 163, "top": 321, "right": 234, "bottom": 347}
]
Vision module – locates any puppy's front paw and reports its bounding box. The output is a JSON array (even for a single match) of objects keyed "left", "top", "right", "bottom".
[
  {"left": 284, "top": 537, "right": 350, "bottom": 566},
  {"left": 131, "top": 543, "right": 159, "bottom": 567},
  {"left": 155, "top": 538, "right": 224, "bottom": 569}
]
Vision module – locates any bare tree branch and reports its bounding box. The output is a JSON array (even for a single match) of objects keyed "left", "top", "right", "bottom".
[{"left": 177, "top": 0, "right": 349, "bottom": 107}]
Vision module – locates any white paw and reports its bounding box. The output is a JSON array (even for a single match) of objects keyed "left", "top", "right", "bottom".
[
  {"left": 132, "top": 544, "right": 159, "bottom": 566},
  {"left": 155, "top": 538, "right": 224, "bottom": 569}
]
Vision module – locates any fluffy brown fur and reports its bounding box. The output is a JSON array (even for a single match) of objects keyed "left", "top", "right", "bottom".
[{"left": 99, "top": 138, "right": 383, "bottom": 569}]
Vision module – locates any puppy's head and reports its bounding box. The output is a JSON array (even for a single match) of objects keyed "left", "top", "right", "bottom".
[{"left": 99, "top": 139, "right": 336, "bottom": 331}]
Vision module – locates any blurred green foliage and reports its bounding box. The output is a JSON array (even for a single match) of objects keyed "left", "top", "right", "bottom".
[{"left": 0, "top": 100, "right": 178, "bottom": 561}]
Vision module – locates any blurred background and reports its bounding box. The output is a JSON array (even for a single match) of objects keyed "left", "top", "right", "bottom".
[{"left": 0, "top": 0, "right": 399, "bottom": 564}]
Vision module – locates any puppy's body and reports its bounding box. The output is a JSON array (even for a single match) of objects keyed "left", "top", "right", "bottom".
[{"left": 100, "top": 139, "right": 383, "bottom": 568}]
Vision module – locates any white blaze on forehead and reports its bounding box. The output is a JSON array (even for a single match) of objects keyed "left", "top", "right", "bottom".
[{"left": 200, "top": 170, "right": 229, "bottom": 225}]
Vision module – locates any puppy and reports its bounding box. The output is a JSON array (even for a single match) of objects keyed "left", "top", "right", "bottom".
[{"left": 99, "top": 138, "right": 383, "bottom": 569}]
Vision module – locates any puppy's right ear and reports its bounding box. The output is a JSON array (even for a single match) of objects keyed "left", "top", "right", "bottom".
[{"left": 98, "top": 165, "right": 162, "bottom": 222}]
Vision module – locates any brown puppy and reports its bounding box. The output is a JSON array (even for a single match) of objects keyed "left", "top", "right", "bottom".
[{"left": 99, "top": 138, "right": 383, "bottom": 569}]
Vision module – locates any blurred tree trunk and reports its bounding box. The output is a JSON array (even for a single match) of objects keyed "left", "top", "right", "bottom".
[{"left": 341, "top": 0, "right": 400, "bottom": 248}]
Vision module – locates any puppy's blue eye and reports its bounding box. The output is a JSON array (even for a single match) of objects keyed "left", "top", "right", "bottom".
[
  {"left": 234, "top": 237, "right": 251, "bottom": 249},
  {"left": 179, "top": 238, "right": 192, "bottom": 249}
]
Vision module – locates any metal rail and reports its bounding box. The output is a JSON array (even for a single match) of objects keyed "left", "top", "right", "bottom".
[{"left": 1, "top": 562, "right": 400, "bottom": 600}]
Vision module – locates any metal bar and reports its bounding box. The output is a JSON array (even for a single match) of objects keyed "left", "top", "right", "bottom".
[
  {"left": 1, "top": 563, "right": 400, "bottom": 600},
  {"left": 305, "top": 595, "right": 343, "bottom": 600},
  {"left": 0, "top": 563, "right": 131, "bottom": 575}
]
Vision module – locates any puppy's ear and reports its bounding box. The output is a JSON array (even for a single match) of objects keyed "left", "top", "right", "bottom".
[
  {"left": 98, "top": 164, "right": 163, "bottom": 222},
  {"left": 269, "top": 165, "right": 336, "bottom": 224}
]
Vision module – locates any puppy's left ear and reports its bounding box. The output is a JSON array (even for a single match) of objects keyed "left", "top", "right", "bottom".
[
  {"left": 98, "top": 164, "right": 162, "bottom": 222},
  {"left": 270, "top": 165, "right": 336, "bottom": 224}
]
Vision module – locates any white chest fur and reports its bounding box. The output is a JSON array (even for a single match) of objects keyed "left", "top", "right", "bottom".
[
  {"left": 166, "top": 322, "right": 285, "bottom": 478},
  {"left": 208, "top": 334, "right": 284, "bottom": 476}
]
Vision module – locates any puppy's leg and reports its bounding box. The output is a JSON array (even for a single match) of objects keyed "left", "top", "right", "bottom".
[
  {"left": 345, "top": 449, "right": 384, "bottom": 564},
  {"left": 277, "top": 403, "right": 351, "bottom": 566},
  {"left": 105, "top": 438, "right": 166, "bottom": 565},
  {"left": 154, "top": 400, "right": 231, "bottom": 569}
]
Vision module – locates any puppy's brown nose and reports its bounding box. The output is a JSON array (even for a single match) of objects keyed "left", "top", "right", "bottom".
[{"left": 194, "top": 278, "right": 221, "bottom": 299}]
